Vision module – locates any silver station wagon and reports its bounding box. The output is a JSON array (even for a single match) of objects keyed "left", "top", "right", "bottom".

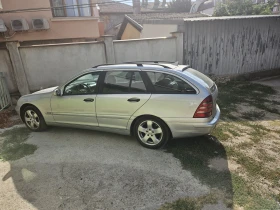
[{"left": 16, "top": 62, "right": 220, "bottom": 149}]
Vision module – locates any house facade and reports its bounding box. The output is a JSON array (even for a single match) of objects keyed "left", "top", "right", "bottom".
[{"left": 0, "top": 0, "right": 103, "bottom": 43}]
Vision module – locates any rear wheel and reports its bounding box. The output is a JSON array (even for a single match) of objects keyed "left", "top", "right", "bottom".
[
  {"left": 134, "top": 116, "right": 170, "bottom": 149},
  {"left": 23, "top": 106, "right": 47, "bottom": 132}
]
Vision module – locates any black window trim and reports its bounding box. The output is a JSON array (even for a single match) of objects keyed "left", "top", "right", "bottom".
[
  {"left": 63, "top": 71, "right": 102, "bottom": 96},
  {"left": 98, "top": 70, "right": 150, "bottom": 94},
  {"left": 143, "top": 71, "right": 198, "bottom": 94}
]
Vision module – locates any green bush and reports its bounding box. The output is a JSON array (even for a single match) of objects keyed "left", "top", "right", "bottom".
[{"left": 214, "top": 0, "right": 275, "bottom": 16}]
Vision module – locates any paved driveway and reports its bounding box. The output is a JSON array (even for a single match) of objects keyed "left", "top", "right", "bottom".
[{"left": 0, "top": 127, "right": 213, "bottom": 210}]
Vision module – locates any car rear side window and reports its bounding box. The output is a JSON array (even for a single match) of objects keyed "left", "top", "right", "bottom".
[
  {"left": 147, "top": 72, "right": 196, "bottom": 94},
  {"left": 102, "top": 71, "right": 147, "bottom": 94}
]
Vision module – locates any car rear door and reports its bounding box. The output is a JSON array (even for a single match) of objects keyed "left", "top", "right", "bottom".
[{"left": 96, "top": 70, "right": 151, "bottom": 129}]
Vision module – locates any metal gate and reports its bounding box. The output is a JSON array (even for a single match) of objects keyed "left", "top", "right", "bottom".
[{"left": 0, "top": 72, "right": 11, "bottom": 111}]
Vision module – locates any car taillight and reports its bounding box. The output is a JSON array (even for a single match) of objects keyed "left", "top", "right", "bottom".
[{"left": 193, "top": 95, "right": 213, "bottom": 118}]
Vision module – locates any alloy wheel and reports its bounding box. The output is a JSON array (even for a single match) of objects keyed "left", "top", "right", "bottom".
[
  {"left": 137, "top": 120, "right": 163, "bottom": 146},
  {"left": 24, "top": 110, "right": 40, "bottom": 130}
]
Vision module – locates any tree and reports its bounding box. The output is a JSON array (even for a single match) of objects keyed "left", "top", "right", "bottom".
[
  {"left": 167, "top": 0, "right": 192, "bottom": 12},
  {"left": 213, "top": 0, "right": 275, "bottom": 16}
]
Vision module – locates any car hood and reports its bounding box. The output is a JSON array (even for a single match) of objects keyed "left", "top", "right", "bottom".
[{"left": 32, "top": 86, "right": 58, "bottom": 95}]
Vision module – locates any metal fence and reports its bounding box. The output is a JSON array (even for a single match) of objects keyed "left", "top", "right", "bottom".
[
  {"left": 184, "top": 15, "right": 280, "bottom": 76},
  {"left": 0, "top": 72, "right": 11, "bottom": 111}
]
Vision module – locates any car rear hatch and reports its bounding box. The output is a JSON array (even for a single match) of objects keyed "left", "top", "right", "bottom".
[{"left": 180, "top": 67, "right": 218, "bottom": 118}]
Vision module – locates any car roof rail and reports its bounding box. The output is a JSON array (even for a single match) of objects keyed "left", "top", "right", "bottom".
[
  {"left": 92, "top": 64, "right": 114, "bottom": 68},
  {"left": 123, "top": 61, "right": 178, "bottom": 69},
  {"left": 92, "top": 61, "right": 179, "bottom": 69}
]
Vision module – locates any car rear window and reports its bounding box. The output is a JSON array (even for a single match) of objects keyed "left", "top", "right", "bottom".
[
  {"left": 147, "top": 72, "right": 196, "bottom": 94},
  {"left": 184, "top": 68, "right": 214, "bottom": 88}
]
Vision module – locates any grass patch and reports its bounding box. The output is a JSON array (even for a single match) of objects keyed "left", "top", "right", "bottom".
[
  {"left": 241, "top": 111, "right": 265, "bottom": 120},
  {"left": 211, "top": 125, "right": 231, "bottom": 141},
  {"left": 159, "top": 193, "right": 218, "bottom": 210},
  {"left": 217, "top": 81, "right": 279, "bottom": 119},
  {"left": 257, "top": 148, "right": 276, "bottom": 162},
  {"left": 236, "top": 142, "right": 254, "bottom": 149},
  {"left": 232, "top": 174, "right": 279, "bottom": 210},
  {"left": 226, "top": 147, "right": 280, "bottom": 187},
  {"left": 0, "top": 127, "right": 37, "bottom": 161},
  {"left": 227, "top": 128, "right": 241, "bottom": 137}
]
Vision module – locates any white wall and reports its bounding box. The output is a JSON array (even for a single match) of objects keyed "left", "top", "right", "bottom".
[
  {"left": 19, "top": 42, "right": 106, "bottom": 91},
  {"left": 140, "top": 24, "right": 178, "bottom": 39},
  {"left": 114, "top": 37, "right": 177, "bottom": 63},
  {"left": 0, "top": 49, "right": 17, "bottom": 93}
]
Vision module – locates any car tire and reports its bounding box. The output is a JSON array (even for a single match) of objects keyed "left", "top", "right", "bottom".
[
  {"left": 22, "top": 106, "right": 48, "bottom": 132},
  {"left": 134, "top": 116, "right": 170, "bottom": 149}
]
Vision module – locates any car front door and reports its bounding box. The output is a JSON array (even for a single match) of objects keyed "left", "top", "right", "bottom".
[
  {"left": 96, "top": 70, "right": 151, "bottom": 129},
  {"left": 50, "top": 71, "right": 101, "bottom": 126}
]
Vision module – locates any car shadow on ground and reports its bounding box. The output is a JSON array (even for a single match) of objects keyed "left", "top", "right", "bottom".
[
  {"left": 164, "top": 135, "right": 233, "bottom": 208},
  {"left": 2, "top": 127, "right": 233, "bottom": 209}
]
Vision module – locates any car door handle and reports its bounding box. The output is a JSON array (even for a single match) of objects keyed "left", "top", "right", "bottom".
[
  {"left": 127, "top": 98, "right": 140, "bottom": 102},
  {"left": 84, "top": 98, "right": 94, "bottom": 102}
]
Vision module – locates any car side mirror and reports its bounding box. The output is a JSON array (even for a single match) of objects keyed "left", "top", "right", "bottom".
[{"left": 54, "top": 88, "right": 62, "bottom": 96}]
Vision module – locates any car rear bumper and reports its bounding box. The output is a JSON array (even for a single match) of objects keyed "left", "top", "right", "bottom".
[{"left": 166, "top": 104, "right": 221, "bottom": 138}]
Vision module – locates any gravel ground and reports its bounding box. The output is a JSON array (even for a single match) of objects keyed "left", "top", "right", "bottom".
[{"left": 0, "top": 126, "right": 211, "bottom": 210}]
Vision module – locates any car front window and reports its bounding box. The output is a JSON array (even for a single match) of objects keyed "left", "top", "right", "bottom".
[{"left": 64, "top": 72, "right": 100, "bottom": 95}]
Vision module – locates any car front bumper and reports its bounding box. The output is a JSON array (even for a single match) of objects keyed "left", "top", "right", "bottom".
[{"left": 166, "top": 104, "right": 221, "bottom": 138}]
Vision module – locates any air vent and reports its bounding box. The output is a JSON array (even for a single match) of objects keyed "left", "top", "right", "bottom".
[
  {"left": 32, "top": 18, "right": 49, "bottom": 30},
  {"left": 0, "top": 19, "right": 7, "bottom": 32},
  {"left": 11, "top": 19, "right": 29, "bottom": 31}
]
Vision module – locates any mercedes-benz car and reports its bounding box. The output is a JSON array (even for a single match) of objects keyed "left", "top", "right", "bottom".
[{"left": 16, "top": 62, "right": 220, "bottom": 149}]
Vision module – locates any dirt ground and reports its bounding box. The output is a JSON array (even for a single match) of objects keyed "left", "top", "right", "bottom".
[{"left": 0, "top": 126, "right": 225, "bottom": 210}]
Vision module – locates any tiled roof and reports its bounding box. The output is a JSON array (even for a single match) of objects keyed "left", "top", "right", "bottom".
[
  {"left": 126, "top": 12, "right": 207, "bottom": 24},
  {"left": 99, "top": 2, "right": 154, "bottom": 14}
]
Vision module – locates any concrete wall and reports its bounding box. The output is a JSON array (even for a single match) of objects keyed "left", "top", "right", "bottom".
[
  {"left": 114, "top": 37, "right": 177, "bottom": 63},
  {"left": 121, "top": 23, "right": 141, "bottom": 40},
  {"left": 2, "top": 35, "right": 180, "bottom": 94},
  {"left": 184, "top": 15, "right": 280, "bottom": 75},
  {"left": 141, "top": 24, "right": 178, "bottom": 39},
  {"left": 19, "top": 42, "right": 106, "bottom": 91},
  {"left": 0, "top": 0, "right": 100, "bottom": 42},
  {"left": 0, "top": 49, "right": 17, "bottom": 93}
]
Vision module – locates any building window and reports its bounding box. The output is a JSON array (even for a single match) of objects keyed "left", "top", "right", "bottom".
[{"left": 51, "top": 0, "right": 92, "bottom": 17}]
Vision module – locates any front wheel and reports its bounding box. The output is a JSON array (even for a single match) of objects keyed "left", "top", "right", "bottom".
[
  {"left": 134, "top": 117, "right": 170, "bottom": 149},
  {"left": 23, "top": 106, "right": 47, "bottom": 132}
]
